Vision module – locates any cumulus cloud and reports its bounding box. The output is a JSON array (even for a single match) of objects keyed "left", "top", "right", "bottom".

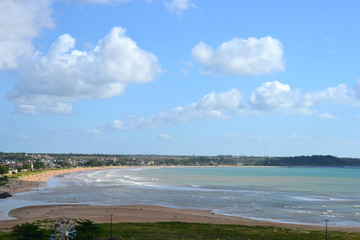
[
  {"left": 0, "top": 0, "right": 54, "bottom": 71},
  {"left": 105, "top": 80, "right": 360, "bottom": 130},
  {"left": 303, "top": 84, "right": 356, "bottom": 107},
  {"left": 132, "top": 88, "right": 244, "bottom": 128},
  {"left": 249, "top": 81, "right": 312, "bottom": 115},
  {"left": 104, "top": 88, "right": 244, "bottom": 130},
  {"left": 192, "top": 36, "right": 284, "bottom": 76},
  {"left": 319, "top": 113, "right": 338, "bottom": 120},
  {"left": 164, "top": 0, "right": 195, "bottom": 14},
  {"left": 8, "top": 26, "right": 162, "bottom": 114},
  {"left": 157, "top": 133, "right": 175, "bottom": 140},
  {"left": 108, "top": 120, "right": 125, "bottom": 130}
]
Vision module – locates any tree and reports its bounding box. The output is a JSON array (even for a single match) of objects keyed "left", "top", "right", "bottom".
[
  {"left": 33, "top": 161, "right": 45, "bottom": 170},
  {"left": 23, "top": 163, "right": 31, "bottom": 170},
  {"left": 60, "top": 161, "right": 72, "bottom": 168},
  {"left": 0, "top": 165, "right": 9, "bottom": 175},
  {"left": 75, "top": 219, "right": 101, "bottom": 240},
  {"left": 11, "top": 222, "right": 45, "bottom": 240}
]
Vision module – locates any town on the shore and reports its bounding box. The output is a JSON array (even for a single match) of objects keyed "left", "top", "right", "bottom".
[{"left": 1, "top": 152, "right": 360, "bottom": 177}]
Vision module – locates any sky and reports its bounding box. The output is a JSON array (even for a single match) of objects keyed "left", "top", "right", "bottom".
[{"left": 1, "top": 0, "right": 360, "bottom": 157}]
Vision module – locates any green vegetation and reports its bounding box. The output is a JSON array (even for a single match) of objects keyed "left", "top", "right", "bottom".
[
  {"left": 75, "top": 219, "right": 101, "bottom": 240},
  {"left": 0, "top": 175, "right": 8, "bottom": 186},
  {"left": 0, "top": 165, "right": 9, "bottom": 175},
  {"left": 11, "top": 222, "right": 46, "bottom": 240},
  {"left": 7, "top": 168, "right": 63, "bottom": 179},
  {"left": 2, "top": 151, "right": 360, "bottom": 168},
  {"left": 0, "top": 221, "right": 359, "bottom": 240}
]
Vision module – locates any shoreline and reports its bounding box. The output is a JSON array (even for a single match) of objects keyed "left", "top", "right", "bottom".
[
  {"left": 0, "top": 166, "right": 359, "bottom": 232},
  {"left": 0, "top": 165, "right": 272, "bottom": 195},
  {"left": 0, "top": 166, "right": 124, "bottom": 195}
]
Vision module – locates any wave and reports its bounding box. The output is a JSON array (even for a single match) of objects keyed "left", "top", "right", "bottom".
[{"left": 290, "top": 196, "right": 353, "bottom": 202}]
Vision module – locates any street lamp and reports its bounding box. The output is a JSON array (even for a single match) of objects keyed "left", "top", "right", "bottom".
[
  {"left": 109, "top": 213, "right": 113, "bottom": 240},
  {"left": 324, "top": 219, "right": 329, "bottom": 240}
]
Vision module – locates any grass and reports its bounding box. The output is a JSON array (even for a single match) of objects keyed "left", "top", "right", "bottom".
[
  {"left": 98, "top": 222, "right": 360, "bottom": 240},
  {"left": 2, "top": 221, "right": 358, "bottom": 240}
]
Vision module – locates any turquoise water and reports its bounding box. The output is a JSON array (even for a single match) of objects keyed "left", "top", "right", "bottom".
[{"left": 2, "top": 167, "right": 360, "bottom": 226}]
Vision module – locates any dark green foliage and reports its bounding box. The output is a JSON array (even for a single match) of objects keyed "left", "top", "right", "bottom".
[
  {"left": 84, "top": 159, "right": 104, "bottom": 167},
  {"left": 60, "top": 161, "right": 72, "bottom": 168},
  {"left": 2, "top": 151, "right": 360, "bottom": 167},
  {"left": 95, "top": 222, "right": 360, "bottom": 240},
  {"left": 22, "top": 163, "right": 31, "bottom": 170},
  {"left": 0, "top": 165, "right": 9, "bottom": 175},
  {"left": 33, "top": 161, "right": 45, "bottom": 170},
  {"left": 0, "top": 175, "right": 8, "bottom": 186},
  {"left": 75, "top": 219, "right": 101, "bottom": 240},
  {"left": 255, "top": 155, "right": 360, "bottom": 166},
  {"left": 1, "top": 221, "right": 360, "bottom": 240},
  {"left": 11, "top": 222, "right": 45, "bottom": 240}
]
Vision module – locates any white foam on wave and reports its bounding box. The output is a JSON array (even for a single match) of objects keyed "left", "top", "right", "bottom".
[
  {"left": 291, "top": 196, "right": 353, "bottom": 202},
  {"left": 212, "top": 210, "right": 325, "bottom": 226}
]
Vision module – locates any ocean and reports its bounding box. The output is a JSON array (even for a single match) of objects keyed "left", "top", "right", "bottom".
[{"left": 1, "top": 167, "right": 360, "bottom": 226}]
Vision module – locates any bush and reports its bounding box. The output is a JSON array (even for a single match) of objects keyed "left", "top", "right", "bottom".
[
  {"left": 11, "top": 222, "right": 45, "bottom": 240},
  {"left": 75, "top": 219, "right": 101, "bottom": 240}
]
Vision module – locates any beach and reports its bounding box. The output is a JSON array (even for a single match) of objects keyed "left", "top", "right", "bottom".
[
  {"left": 0, "top": 167, "right": 359, "bottom": 232},
  {"left": 0, "top": 167, "right": 123, "bottom": 195}
]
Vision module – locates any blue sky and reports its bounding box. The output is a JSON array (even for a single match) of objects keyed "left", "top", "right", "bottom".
[{"left": 1, "top": 0, "right": 360, "bottom": 157}]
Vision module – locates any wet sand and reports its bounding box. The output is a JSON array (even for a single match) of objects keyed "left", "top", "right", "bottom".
[{"left": 0, "top": 204, "right": 359, "bottom": 232}]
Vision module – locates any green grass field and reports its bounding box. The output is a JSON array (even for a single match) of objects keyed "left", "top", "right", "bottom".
[{"left": 1, "top": 221, "right": 359, "bottom": 240}]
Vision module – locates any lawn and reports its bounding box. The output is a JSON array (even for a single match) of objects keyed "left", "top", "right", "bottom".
[{"left": 1, "top": 221, "right": 359, "bottom": 240}]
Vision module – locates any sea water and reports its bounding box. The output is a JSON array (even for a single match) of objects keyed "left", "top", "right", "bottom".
[{"left": 1, "top": 167, "right": 360, "bottom": 226}]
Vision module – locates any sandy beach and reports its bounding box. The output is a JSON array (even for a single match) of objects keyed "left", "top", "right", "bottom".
[
  {"left": 1, "top": 204, "right": 359, "bottom": 232},
  {"left": 0, "top": 167, "right": 359, "bottom": 232},
  {"left": 0, "top": 166, "right": 123, "bottom": 195}
]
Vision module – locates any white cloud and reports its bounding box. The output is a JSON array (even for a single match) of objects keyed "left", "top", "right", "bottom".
[
  {"left": 126, "top": 88, "right": 244, "bottom": 129},
  {"left": 319, "top": 113, "right": 338, "bottom": 120},
  {"left": 108, "top": 120, "right": 125, "bottom": 130},
  {"left": 20, "top": 134, "right": 29, "bottom": 139},
  {"left": 8, "top": 26, "right": 162, "bottom": 114},
  {"left": 164, "top": 0, "right": 195, "bottom": 14},
  {"left": 104, "top": 80, "right": 360, "bottom": 130},
  {"left": 87, "top": 129, "right": 103, "bottom": 134},
  {"left": 0, "top": 0, "right": 54, "bottom": 71},
  {"left": 249, "top": 81, "right": 313, "bottom": 115},
  {"left": 303, "top": 84, "right": 356, "bottom": 107},
  {"left": 192, "top": 36, "right": 285, "bottom": 76},
  {"left": 157, "top": 133, "right": 174, "bottom": 140}
]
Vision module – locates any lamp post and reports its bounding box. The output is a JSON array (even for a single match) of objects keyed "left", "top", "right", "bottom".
[
  {"left": 324, "top": 219, "right": 329, "bottom": 240},
  {"left": 109, "top": 213, "right": 113, "bottom": 240}
]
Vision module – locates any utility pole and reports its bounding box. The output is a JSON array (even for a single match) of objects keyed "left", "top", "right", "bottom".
[{"left": 324, "top": 219, "right": 329, "bottom": 240}]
